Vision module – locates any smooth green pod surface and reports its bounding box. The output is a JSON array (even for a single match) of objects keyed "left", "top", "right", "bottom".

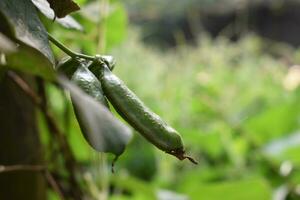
[
  {"left": 72, "top": 64, "right": 109, "bottom": 108},
  {"left": 99, "top": 64, "right": 197, "bottom": 164}
]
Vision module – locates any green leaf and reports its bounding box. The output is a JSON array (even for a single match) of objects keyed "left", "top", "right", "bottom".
[
  {"left": 105, "top": 2, "right": 128, "bottom": 50},
  {"left": 47, "top": 0, "right": 80, "bottom": 18},
  {"left": 0, "top": 0, "right": 54, "bottom": 63},
  {"left": 81, "top": 1, "right": 127, "bottom": 50},
  {"left": 59, "top": 76, "right": 132, "bottom": 157},
  {"left": 119, "top": 134, "right": 157, "bottom": 181},
  {"left": 0, "top": 0, "right": 55, "bottom": 80},
  {"left": 179, "top": 177, "right": 272, "bottom": 200},
  {"left": 244, "top": 98, "right": 300, "bottom": 144},
  {"left": 32, "top": 0, "right": 83, "bottom": 31},
  {"left": 5, "top": 43, "right": 56, "bottom": 80},
  {"left": 111, "top": 174, "right": 156, "bottom": 199}
]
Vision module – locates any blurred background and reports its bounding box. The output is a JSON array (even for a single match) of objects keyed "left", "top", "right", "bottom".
[{"left": 47, "top": 0, "right": 300, "bottom": 199}]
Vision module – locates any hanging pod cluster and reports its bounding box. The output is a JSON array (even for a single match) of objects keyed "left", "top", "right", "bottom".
[{"left": 57, "top": 55, "right": 197, "bottom": 165}]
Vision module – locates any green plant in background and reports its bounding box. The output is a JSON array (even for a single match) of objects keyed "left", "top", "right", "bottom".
[{"left": 109, "top": 32, "right": 300, "bottom": 199}]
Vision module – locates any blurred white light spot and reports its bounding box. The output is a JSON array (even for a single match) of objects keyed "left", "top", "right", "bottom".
[
  {"left": 157, "top": 189, "right": 189, "bottom": 200},
  {"left": 0, "top": 165, "right": 5, "bottom": 172},
  {"left": 273, "top": 185, "right": 289, "bottom": 200},
  {"left": 283, "top": 65, "right": 300, "bottom": 91},
  {"left": 0, "top": 33, "right": 17, "bottom": 53},
  {"left": 279, "top": 161, "right": 293, "bottom": 177},
  {"left": 263, "top": 132, "right": 300, "bottom": 156},
  {"left": 196, "top": 71, "right": 211, "bottom": 85}
]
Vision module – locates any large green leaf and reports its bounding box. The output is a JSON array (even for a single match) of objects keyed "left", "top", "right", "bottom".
[
  {"left": 0, "top": 0, "right": 54, "bottom": 63},
  {"left": 59, "top": 77, "right": 132, "bottom": 157},
  {"left": 5, "top": 43, "right": 56, "bottom": 80},
  {"left": 244, "top": 98, "right": 300, "bottom": 144},
  {"left": 0, "top": 0, "right": 55, "bottom": 80}
]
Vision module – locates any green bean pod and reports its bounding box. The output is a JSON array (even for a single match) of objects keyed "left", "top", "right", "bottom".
[
  {"left": 98, "top": 64, "right": 197, "bottom": 164},
  {"left": 71, "top": 63, "right": 109, "bottom": 108},
  {"left": 71, "top": 62, "right": 111, "bottom": 151}
]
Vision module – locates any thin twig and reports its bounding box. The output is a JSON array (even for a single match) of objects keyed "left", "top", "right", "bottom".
[
  {"left": 44, "top": 170, "right": 66, "bottom": 200},
  {"left": 0, "top": 164, "right": 65, "bottom": 200},
  {"left": 0, "top": 164, "right": 45, "bottom": 173},
  {"left": 7, "top": 71, "right": 41, "bottom": 104}
]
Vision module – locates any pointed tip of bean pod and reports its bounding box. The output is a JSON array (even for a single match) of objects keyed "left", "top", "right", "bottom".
[
  {"left": 167, "top": 149, "right": 198, "bottom": 165},
  {"left": 177, "top": 154, "right": 198, "bottom": 165},
  {"left": 183, "top": 155, "right": 198, "bottom": 165},
  {"left": 111, "top": 155, "right": 119, "bottom": 173}
]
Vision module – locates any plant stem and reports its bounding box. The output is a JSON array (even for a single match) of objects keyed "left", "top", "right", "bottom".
[
  {"left": 0, "top": 164, "right": 45, "bottom": 173},
  {"left": 96, "top": 0, "right": 109, "bottom": 53},
  {"left": 47, "top": 33, "right": 95, "bottom": 60}
]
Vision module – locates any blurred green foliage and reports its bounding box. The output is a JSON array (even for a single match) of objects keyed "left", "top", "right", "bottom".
[
  {"left": 109, "top": 31, "right": 300, "bottom": 199},
  {"left": 45, "top": 0, "right": 300, "bottom": 199}
]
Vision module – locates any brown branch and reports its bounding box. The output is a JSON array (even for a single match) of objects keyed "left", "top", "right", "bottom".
[
  {"left": 44, "top": 170, "right": 66, "bottom": 200},
  {"left": 0, "top": 164, "right": 45, "bottom": 173},
  {"left": 7, "top": 71, "right": 41, "bottom": 104},
  {"left": 0, "top": 164, "right": 65, "bottom": 200}
]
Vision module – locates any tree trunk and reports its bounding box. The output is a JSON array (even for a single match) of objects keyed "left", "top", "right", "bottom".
[{"left": 0, "top": 73, "right": 46, "bottom": 200}]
